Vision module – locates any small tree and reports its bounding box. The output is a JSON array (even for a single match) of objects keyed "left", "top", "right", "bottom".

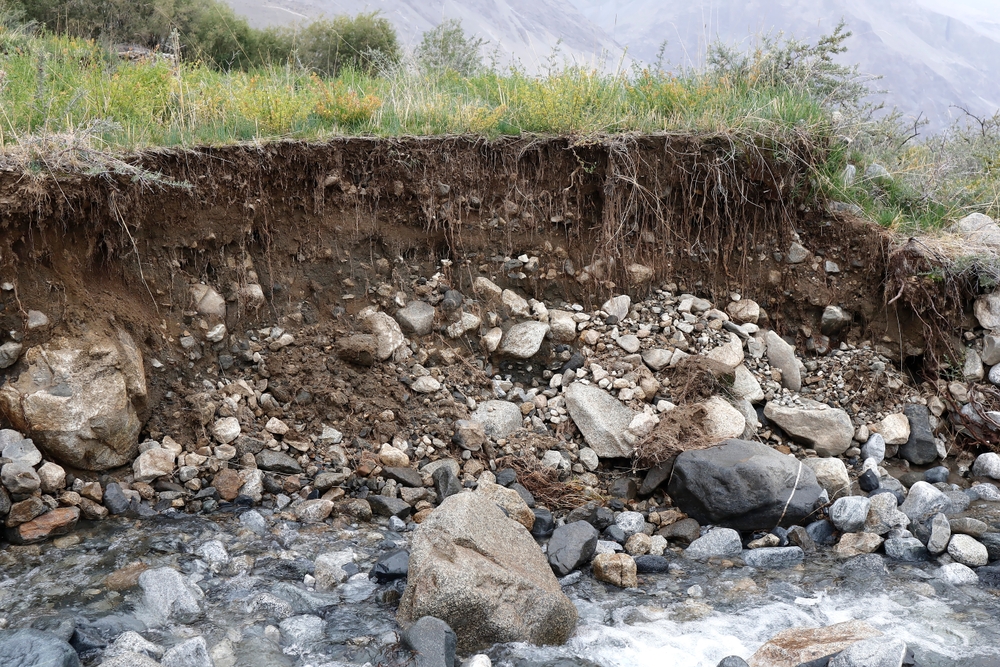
[
  {"left": 295, "top": 12, "right": 400, "bottom": 77},
  {"left": 415, "top": 19, "right": 485, "bottom": 77}
]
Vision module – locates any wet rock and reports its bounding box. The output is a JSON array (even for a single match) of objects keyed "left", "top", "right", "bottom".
[
  {"left": 763, "top": 400, "right": 854, "bottom": 457},
  {"left": 396, "top": 301, "right": 437, "bottom": 336},
  {"left": 315, "top": 550, "right": 355, "bottom": 590},
  {"left": 937, "top": 562, "right": 979, "bottom": 586},
  {"left": 829, "top": 496, "right": 871, "bottom": 533},
  {"left": 403, "top": 616, "right": 458, "bottom": 667},
  {"left": 803, "top": 458, "right": 851, "bottom": 500},
  {"left": 7, "top": 506, "right": 79, "bottom": 544},
  {"left": 369, "top": 496, "right": 413, "bottom": 519},
  {"left": 948, "top": 534, "right": 989, "bottom": 567},
  {"left": 295, "top": 499, "right": 334, "bottom": 523},
  {"left": 0, "top": 330, "right": 146, "bottom": 470},
  {"left": 105, "top": 630, "right": 163, "bottom": 659},
  {"left": 829, "top": 637, "right": 906, "bottom": 667},
  {"left": 898, "top": 404, "right": 937, "bottom": 465},
  {"left": 103, "top": 482, "right": 131, "bottom": 515},
  {"left": 592, "top": 553, "right": 638, "bottom": 587},
  {"left": 884, "top": 537, "right": 929, "bottom": 562},
  {"left": 900, "top": 481, "right": 948, "bottom": 524},
  {"left": 256, "top": 450, "right": 302, "bottom": 474},
  {"left": 2, "top": 461, "right": 40, "bottom": 494},
  {"left": 398, "top": 492, "right": 577, "bottom": 652},
  {"left": 370, "top": 548, "right": 409, "bottom": 583},
  {"left": 0, "top": 628, "right": 80, "bottom": 667},
  {"left": 685, "top": 527, "right": 742, "bottom": 560},
  {"left": 977, "top": 565, "right": 1000, "bottom": 588},
  {"left": 742, "top": 546, "right": 804, "bottom": 569},
  {"left": 748, "top": 620, "right": 882, "bottom": 667},
  {"left": 470, "top": 401, "right": 523, "bottom": 440},
  {"left": 278, "top": 615, "right": 325, "bottom": 647},
  {"left": 667, "top": 439, "right": 822, "bottom": 531},
  {"left": 832, "top": 533, "right": 884, "bottom": 558},
  {"left": 548, "top": 521, "right": 599, "bottom": 576},
  {"left": 161, "top": 636, "right": 212, "bottom": 667},
  {"left": 137, "top": 567, "right": 204, "bottom": 626},
  {"left": 635, "top": 555, "right": 672, "bottom": 573},
  {"left": 564, "top": 383, "right": 636, "bottom": 458},
  {"left": 765, "top": 331, "right": 801, "bottom": 391},
  {"left": 926, "top": 513, "right": 951, "bottom": 555},
  {"left": 805, "top": 519, "right": 837, "bottom": 546}
]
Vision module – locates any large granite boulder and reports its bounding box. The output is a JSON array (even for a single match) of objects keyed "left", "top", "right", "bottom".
[
  {"left": 763, "top": 400, "right": 854, "bottom": 457},
  {"left": 667, "top": 439, "right": 823, "bottom": 531},
  {"left": 564, "top": 383, "right": 636, "bottom": 458},
  {"left": 0, "top": 330, "right": 147, "bottom": 470},
  {"left": 398, "top": 492, "right": 577, "bottom": 652}
]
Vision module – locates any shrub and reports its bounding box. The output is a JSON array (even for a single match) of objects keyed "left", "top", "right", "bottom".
[
  {"left": 312, "top": 77, "right": 380, "bottom": 127},
  {"left": 290, "top": 12, "right": 399, "bottom": 77},
  {"left": 415, "top": 19, "right": 485, "bottom": 77}
]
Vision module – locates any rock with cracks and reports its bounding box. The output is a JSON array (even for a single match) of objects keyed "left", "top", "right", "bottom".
[
  {"left": 0, "top": 330, "right": 147, "bottom": 471},
  {"left": 667, "top": 439, "right": 823, "bottom": 531},
  {"left": 398, "top": 492, "right": 577, "bottom": 652}
]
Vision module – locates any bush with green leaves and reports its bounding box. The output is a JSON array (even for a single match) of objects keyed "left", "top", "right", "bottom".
[
  {"left": 286, "top": 12, "right": 400, "bottom": 77},
  {"left": 415, "top": 19, "right": 485, "bottom": 77}
]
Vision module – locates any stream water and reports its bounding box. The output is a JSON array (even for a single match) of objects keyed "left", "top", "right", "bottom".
[{"left": 3, "top": 509, "right": 1000, "bottom": 667}]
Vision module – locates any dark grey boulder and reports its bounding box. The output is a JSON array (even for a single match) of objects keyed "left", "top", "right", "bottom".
[
  {"left": 634, "top": 555, "right": 672, "bottom": 573},
  {"left": 805, "top": 520, "right": 837, "bottom": 546},
  {"left": 403, "top": 616, "right": 457, "bottom": 667},
  {"left": 432, "top": 467, "right": 462, "bottom": 505},
  {"left": 564, "top": 503, "right": 614, "bottom": 531},
  {"left": 667, "top": 439, "right": 823, "bottom": 531},
  {"left": 103, "top": 482, "right": 132, "bottom": 515},
  {"left": 717, "top": 658, "right": 750, "bottom": 667},
  {"left": 370, "top": 549, "right": 409, "bottom": 583},
  {"left": 255, "top": 450, "right": 302, "bottom": 474},
  {"left": 898, "top": 404, "right": 937, "bottom": 465},
  {"left": 530, "top": 508, "right": 555, "bottom": 538},
  {"left": 547, "top": 521, "right": 598, "bottom": 576},
  {"left": 382, "top": 467, "right": 423, "bottom": 488},
  {"left": 369, "top": 496, "right": 413, "bottom": 519},
  {"left": 0, "top": 628, "right": 80, "bottom": 667}
]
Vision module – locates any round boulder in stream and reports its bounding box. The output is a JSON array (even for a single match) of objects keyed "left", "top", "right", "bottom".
[
  {"left": 667, "top": 439, "right": 823, "bottom": 531},
  {"left": 398, "top": 492, "right": 577, "bottom": 652}
]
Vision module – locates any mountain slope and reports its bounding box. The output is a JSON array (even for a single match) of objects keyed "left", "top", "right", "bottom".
[{"left": 570, "top": 0, "right": 1000, "bottom": 128}]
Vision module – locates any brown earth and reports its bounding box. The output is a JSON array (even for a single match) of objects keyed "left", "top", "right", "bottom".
[{"left": 0, "top": 135, "right": 957, "bottom": 478}]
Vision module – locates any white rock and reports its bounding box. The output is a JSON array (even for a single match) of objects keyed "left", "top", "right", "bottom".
[
  {"left": 36, "top": 461, "right": 66, "bottom": 493},
  {"left": 617, "top": 335, "right": 640, "bottom": 354},
  {"left": 411, "top": 376, "right": 442, "bottom": 393},
  {"left": 972, "top": 452, "right": 1000, "bottom": 480},
  {"left": 501, "top": 289, "right": 531, "bottom": 318},
  {"left": 937, "top": 562, "right": 979, "bottom": 586},
  {"left": 602, "top": 295, "right": 631, "bottom": 321},
  {"left": 877, "top": 413, "right": 910, "bottom": 446},
  {"left": 706, "top": 332, "right": 744, "bottom": 367},
  {"left": 547, "top": 310, "right": 578, "bottom": 343},
  {"left": 701, "top": 396, "right": 746, "bottom": 441},
  {"left": 765, "top": 331, "right": 801, "bottom": 391},
  {"left": 726, "top": 299, "right": 760, "bottom": 324},
  {"left": 732, "top": 364, "right": 764, "bottom": 403},
  {"left": 975, "top": 292, "right": 1000, "bottom": 330},
  {"left": 205, "top": 324, "right": 227, "bottom": 343},
  {"left": 641, "top": 349, "right": 672, "bottom": 372},
  {"left": 133, "top": 447, "right": 176, "bottom": 483},
  {"left": 578, "top": 448, "right": 599, "bottom": 471},
  {"left": 473, "top": 277, "right": 503, "bottom": 302},
  {"left": 499, "top": 322, "right": 549, "bottom": 359},
  {"left": 447, "top": 311, "right": 482, "bottom": 338},
  {"left": 212, "top": 417, "right": 241, "bottom": 444},
  {"left": 0, "top": 341, "right": 23, "bottom": 369},
  {"left": 763, "top": 400, "right": 854, "bottom": 457},
  {"left": 803, "top": 458, "right": 851, "bottom": 500},
  {"left": 483, "top": 327, "right": 503, "bottom": 352},
  {"left": 190, "top": 284, "right": 226, "bottom": 318},
  {"left": 363, "top": 311, "right": 408, "bottom": 361},
  {"left": 948, "top": 534, "right": 989, "bottom": 567},
  {"left": 265, "top": 417, "right": 289, "bottom": 435}
]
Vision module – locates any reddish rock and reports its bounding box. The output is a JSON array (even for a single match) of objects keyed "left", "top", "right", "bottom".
[
  {"left": 80, "top": 497, "right": 109, "bottom": 520},
  {"left": 6, "top": 497, "right": 46, "bottom": 527},
  {"left": 105, "top": 561, "right": 148, "bottom": 591},
  {"left": 213, "top": 469, "right": 243, "bottom": 501},
  {"left": 7, "top": 507, "right": 80, "bottom": 544}
]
